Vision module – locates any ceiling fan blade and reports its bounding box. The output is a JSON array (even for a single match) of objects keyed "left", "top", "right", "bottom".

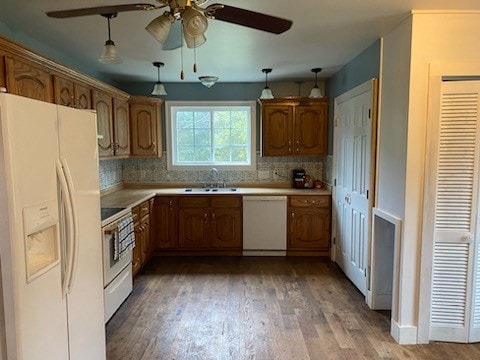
[
  {"left": 162, "top": 21, "right": 183, "bottom": 50},
  {"left": 206, "top": 4, "right": 292, "bottom": 34},
  {"left": 46, "top": 4, "right": 157, "bottom": 18}
]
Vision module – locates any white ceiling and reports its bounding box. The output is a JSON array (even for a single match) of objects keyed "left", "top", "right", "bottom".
[{"left": 1, "top": 0, "right": 479, "bottom": 84}]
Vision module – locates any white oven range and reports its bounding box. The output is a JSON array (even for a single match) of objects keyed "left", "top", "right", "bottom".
[{"left": 101, "top": 207, "right": 133, "bottom": 323}]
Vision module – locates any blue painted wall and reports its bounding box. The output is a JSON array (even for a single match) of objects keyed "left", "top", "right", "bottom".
[{"left": 325, "top": 39, "right": 381, "bottom": 154}]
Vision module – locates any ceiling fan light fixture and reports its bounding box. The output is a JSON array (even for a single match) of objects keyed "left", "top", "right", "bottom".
[
  {"left": 146, "top": 12, "right": 173, "bottom": 44},
  {"left": 182, "top": 7, "right": 208, "bottom": 36},
  {"left": 259, "top": 68, "right": 274, "bottom": 99},
  {"left": 308, "top": 67, "right": 323, "bottom": 99},
  {"left": 98, "top": 14, "right": 122, "bottom": 64},
  {"left": 151, "top": 61, "right": 167, "bottom": 96},
  {"left": 199, "top": 76, "right": 218, "bottom": 88},
  {"left": 184, "top": 31, "right": 206, "bottom": 49}
]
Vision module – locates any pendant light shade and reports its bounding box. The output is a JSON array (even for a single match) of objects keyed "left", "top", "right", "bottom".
[
  {"left": 151, "top": 62, "right": 167, "bottom": 96},
  {"left": 199, "top": 76, "right": 218, "bottom": 88},
  {"left": 98, "top": 14, "right": 122, "bottom": 64},
  {"left": 308, "top": 68, "right": 323, "bottom": 98},
  {"left": 260, "top": 68, "right": 274, "bottom": 99}
]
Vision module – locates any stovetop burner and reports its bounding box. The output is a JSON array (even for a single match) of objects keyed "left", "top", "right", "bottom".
[{"left": 101, "top": 207, "right": 127, "bottom": 221}]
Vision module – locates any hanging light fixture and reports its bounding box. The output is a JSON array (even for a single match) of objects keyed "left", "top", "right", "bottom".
[
  {"left": 145, "top": 11, "right": 174, "bottom": 44},
  {"left": 98, "top": 14, "right": 122, "bottom": 64},
  {"left": 260, "top": 68, "right": 274, "bottom": 99},
  {"left": 199, "top": 76, "right": 218, "bottom": 88},
  {"left": 308, "top": 68, "right": 323, "bottom": 98},
  {"left": 151, "top": 62, "right": 167, "bottom": 96}
]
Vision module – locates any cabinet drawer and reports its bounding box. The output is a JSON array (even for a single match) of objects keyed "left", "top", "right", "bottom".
[
  {"left": 131, "top": 205, "right": 140, "bottom": 224},
  {"left": 211, "top": 196, "right": 241, "bottom": 208},
  {"left": 179, "top": 196, "right": 210, "bottom": 208},
  {"left": 139, "top": 201, "right": 150, "bottom": 218},
  {"left": 289, "top": 196, "right": 330, "bottom": 208}
]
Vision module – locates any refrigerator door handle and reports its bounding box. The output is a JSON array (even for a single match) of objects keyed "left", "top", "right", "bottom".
[
  {"left": 61, "top": 159, "right": 79, "bottom": 294},
  {"left": 56, "top": 160, "right": 75, "bottom": 298}
]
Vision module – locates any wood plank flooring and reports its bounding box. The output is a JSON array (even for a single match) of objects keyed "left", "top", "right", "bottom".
[{"left": 106, "top": 256, "right": 480, "bottom": 360}]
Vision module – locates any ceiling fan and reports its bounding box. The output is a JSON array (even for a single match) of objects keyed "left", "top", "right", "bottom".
[{"left": 46, "top": 0, "right": 293, "bottom": 51}]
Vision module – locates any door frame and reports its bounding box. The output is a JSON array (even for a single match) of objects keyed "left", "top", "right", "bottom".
[
  {"left": 418, "top": 62, "right": 480, "bottom": 344},
  {"left": 331, "top": 78, "right": 378, "bottom": 294}
]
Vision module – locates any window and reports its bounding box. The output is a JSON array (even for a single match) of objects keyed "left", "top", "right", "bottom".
[{"left": 166, "top": 101, "right": 256, "bottom": 170}]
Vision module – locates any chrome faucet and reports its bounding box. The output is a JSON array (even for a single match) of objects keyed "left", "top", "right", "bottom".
[{"left": 210, "top": 168, "right": 219, "bottom": 181}]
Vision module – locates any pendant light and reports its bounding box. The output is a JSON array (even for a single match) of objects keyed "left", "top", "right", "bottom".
[
  {"left": 199, "top": 76, "right": 218, "bottom": 88},
  {"left": 260, "top": 68, "right": 274, "bottom": 99},
  {"left": 151, "top": 62, "right": 167, "bottom": 96},
  {"left": 98, "top": 14, "right": 122, "bottom": 64},
  {"left": 308, "top": 68, "right": 323, "bottom": 98}
]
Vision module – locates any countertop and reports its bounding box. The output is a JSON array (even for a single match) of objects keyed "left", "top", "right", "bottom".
[{"left": 100, "top": 185, "right": 331, "bottom": 209}]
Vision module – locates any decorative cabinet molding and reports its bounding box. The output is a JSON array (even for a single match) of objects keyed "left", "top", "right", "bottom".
[
  {"left": 129, "top": 96, "right": 163, "bottom": 157},
  {"left": 5, "top": 55, "right": 53, "bottom": 102},
  {"left": 113, "top": 97, "right": 130, "bottom": 157},
  {"left": 93, "top": 90, "right": 114, "bottom": 157},
  {"left": 260, "top": 97, "right": 328, "bottom": 156}
]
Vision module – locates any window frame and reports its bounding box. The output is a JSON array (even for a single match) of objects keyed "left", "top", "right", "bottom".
[{"left": 165, "top": 100, "right": 257, "bottom": 170}]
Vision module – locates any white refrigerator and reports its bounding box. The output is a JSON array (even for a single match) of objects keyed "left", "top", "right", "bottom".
[{"left": 0, "top": 93, "right": 106, "bottom": 359}]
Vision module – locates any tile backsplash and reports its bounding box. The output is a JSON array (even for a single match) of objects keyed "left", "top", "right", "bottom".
[{"left": 99, "top": 153, "right": 333, "bottom": 190}]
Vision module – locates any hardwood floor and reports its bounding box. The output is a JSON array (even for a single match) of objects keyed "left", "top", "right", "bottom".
[{"left": 106, "top": 256, "right": 480, "bottom": 360}]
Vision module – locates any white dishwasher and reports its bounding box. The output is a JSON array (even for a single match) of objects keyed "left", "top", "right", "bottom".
[{"left": 242, "top": 196, "right": 287, "bottom": 256}]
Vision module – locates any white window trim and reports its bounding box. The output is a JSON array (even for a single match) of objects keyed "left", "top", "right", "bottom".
[{"left": 165, "top": 100, "right": 257, "bottom": 171}]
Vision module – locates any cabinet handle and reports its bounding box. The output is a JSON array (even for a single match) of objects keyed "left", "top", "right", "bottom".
[
  {"left": 296, "top": 148, "right": 299, "bottom": 152},
  {"left": 168, "top": 200, "right": 173, "bottom": 206},
  {"left": 291, "top": 212, "right": 295, "bottom": 218},
  {"left": 204, "top": 213, "right": 209, "bottom": 222},
  {"left": 151, "top": 141, "right": 156, "bottom": 152},
  {"left": 211, "top": 212, "right": 216, "bottom": 222}
]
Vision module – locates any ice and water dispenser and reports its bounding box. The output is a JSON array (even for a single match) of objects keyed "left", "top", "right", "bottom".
[{"left": 23, "top": 200, "right": 59, "bottom": 282}]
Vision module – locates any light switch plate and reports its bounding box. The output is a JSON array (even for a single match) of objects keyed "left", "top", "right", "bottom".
[{"left": 258, "top": 170, "right": 270, "bottom": 180}]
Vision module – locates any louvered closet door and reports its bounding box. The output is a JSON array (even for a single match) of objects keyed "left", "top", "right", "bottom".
[{"left": 429, "top": 80, "right": 480, "bottom": 343}]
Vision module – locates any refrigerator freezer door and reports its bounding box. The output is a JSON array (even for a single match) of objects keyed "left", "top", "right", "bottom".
[
  {"left": 0, "top": 94, "right": 69, "bottom": 360},
  {"left": 57, "top": 105, "right": 106, "bottom": 360}
]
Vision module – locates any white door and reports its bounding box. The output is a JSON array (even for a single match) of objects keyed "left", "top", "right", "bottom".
[
  {"left": 57, "top": 106, "right": 106, "bottom": 359},
  {"left": 0, "top": 94, "right": 70, "bottom": 360},
  {"left": 333, "top": 80, "right": 376, "bottom": 296},
  {"left": 424, "top": 80, "right": 480, "bottom": 343}
]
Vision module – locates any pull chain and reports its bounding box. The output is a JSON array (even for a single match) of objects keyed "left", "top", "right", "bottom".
[
  {"left": 180, "top": 22, "right": 185, "bottom": 80},
  {"left": 193, "top": 37, "right": 197, "bottom": 73}
]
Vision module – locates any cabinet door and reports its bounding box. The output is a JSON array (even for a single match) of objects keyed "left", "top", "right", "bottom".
[
  {"left": 178, "top": 208, "right": 210, "bottom": 248},
  {"left": 53, "top": 75, "right": 75, "bottom": 107},
  {"left": 129, "top": 102, "right": 158, "bottom": 156},
  {"left": 211, "top": 207, "right": 242, "bottom": 248},
  {"left": 294, "top": 104, "right": 328, "bottom": 155},
  {"left": 5, "top": 56, "right": 53, "bottom": 102},
  {"left": 113, "top": 97, "right": 130, "bottom": 156},
  {"left": 132, "top": 218, "right": 143, "bottom": 276},
  {"left": 154, "top": 197, "right": 178, "bottom": 249},
  {"left": 74, "top": 82, "right": 92, "bottom": 109},
  {"left": 140, "top": 214, "right": 150, "bottom": 264},
  {"left": 262, "top": 105, "right": 294, "bottom": 156},
  {"left": 92, "top": 90, "right": 114, "bottom": 157},
  {"left": 288, "top": 207, "right": 331, "bottom": 250}
]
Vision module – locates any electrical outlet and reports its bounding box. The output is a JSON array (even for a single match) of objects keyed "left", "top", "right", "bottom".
[{"left": 258, "top": 170, "right": 270, "bottom": 180}]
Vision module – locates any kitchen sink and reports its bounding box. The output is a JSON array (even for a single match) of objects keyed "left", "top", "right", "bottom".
[{"left": 182, "top": 187, "right": 240, "bottom": 193}]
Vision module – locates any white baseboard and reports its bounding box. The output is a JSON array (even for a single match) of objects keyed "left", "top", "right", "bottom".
[
  {"left": 242, "top": 250, "right": 287, "bottom": 256},
  {"left": 391, "top": 320, "right": 418, "bottom": 344}
]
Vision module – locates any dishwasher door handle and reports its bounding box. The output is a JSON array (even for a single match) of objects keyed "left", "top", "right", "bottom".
[{"left": 242, "top": 196, "right": 288, "bottom": 202}]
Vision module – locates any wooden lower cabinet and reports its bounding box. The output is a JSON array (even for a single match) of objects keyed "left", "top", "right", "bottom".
[
  {"left": 132, "top": 200, "right": 153, "bottom": 276},
  {"left": 177, "top": 196, "right": 242, "bottom": 250},
  {"left": 288, "top": 196, "right": 331, "bottom": 252},
  {"left": 153, "top": 196, "right": 178, "bottom": 249}
]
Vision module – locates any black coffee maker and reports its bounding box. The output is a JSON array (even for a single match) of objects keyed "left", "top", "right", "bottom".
[{"left": 292, "top": 169, "right": 305, "bottom": 189}]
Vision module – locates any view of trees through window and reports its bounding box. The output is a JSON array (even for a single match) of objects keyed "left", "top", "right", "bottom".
[{"left": 171, "top": 105, "right": 252, "bottom": 166}]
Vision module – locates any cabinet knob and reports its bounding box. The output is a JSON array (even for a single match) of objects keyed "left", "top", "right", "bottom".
[
  {"left": 204, "top": 213, "right": 209, "bottom": 222},
  {"left": 211, "top": 212, "right": 216, "bottom": 222},
  {"left": 291, "top": 212, "right": 295, "bottom": 218}
]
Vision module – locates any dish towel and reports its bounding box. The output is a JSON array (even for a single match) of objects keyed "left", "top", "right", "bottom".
[{"left": 113, "top": 216, "right": 135, "bottom": 261}]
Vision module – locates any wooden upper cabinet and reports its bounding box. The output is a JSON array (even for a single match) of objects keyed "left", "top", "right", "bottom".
[
  {"left": 92, "top": 89, "right": 114, "bottom": 157},
  {"left": 262, "top": 104, "right": 294, "bottom": 156},
  {"left": 129, "top": 96, "right": 163, "bottom": 157},
  {"left": 295, "top": 104, "right": 328, "bottom": 155},
  {"left": 53, "top": 75, "right": 92, "bottom": 109},
  {"left": 5, "top": 56, "right": 53, "bottom": 102},
  {"left": 113, "top": 97, "right": 130, "bottom": 156},
  {"left": 260, "top": 97, "right": 328, "bottom": 156}
]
